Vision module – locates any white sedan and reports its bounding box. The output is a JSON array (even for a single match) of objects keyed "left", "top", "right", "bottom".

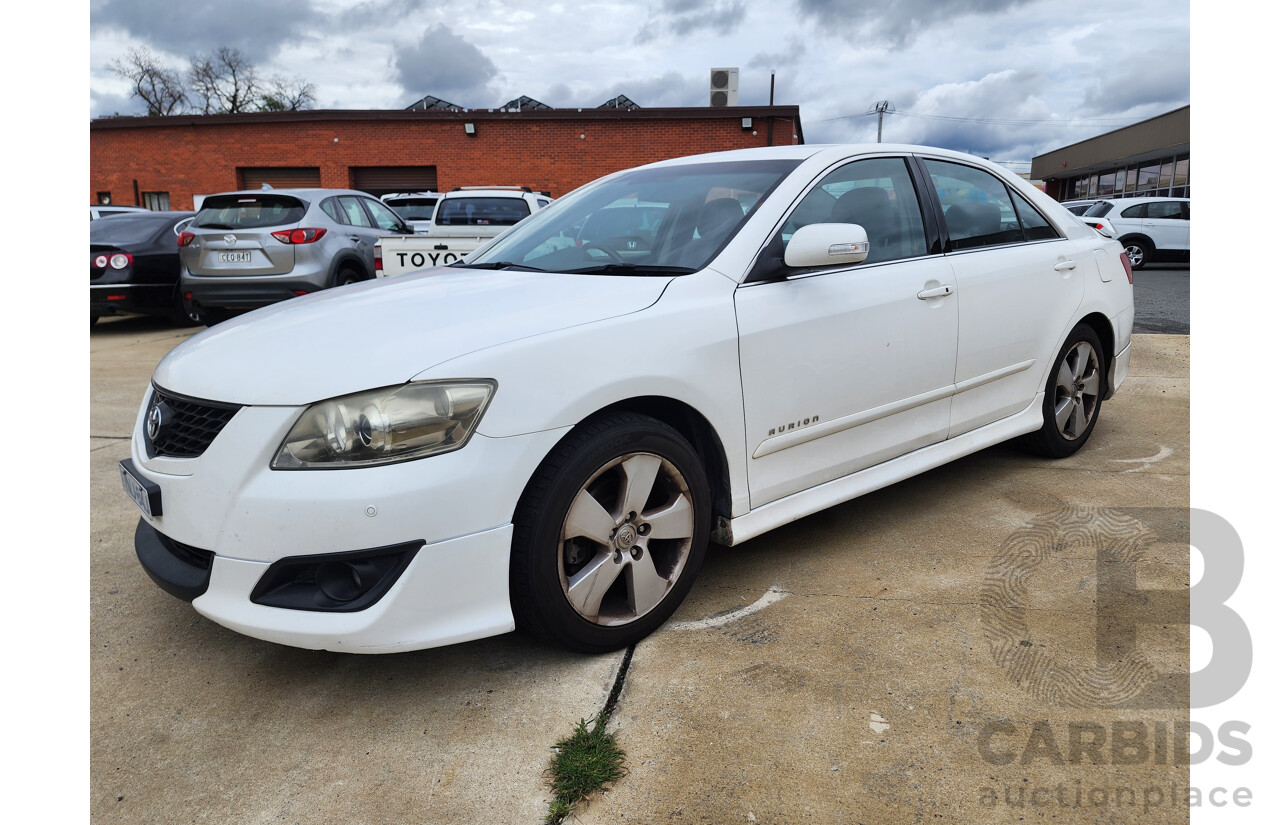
[{"left": 121, "top": 144, "right": 1134, "bottom": 654}]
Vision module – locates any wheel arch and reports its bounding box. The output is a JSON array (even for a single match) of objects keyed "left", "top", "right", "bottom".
[
  {"left": 1075, "top": 311, "right": 1116, "bottom": 398},
  {"left": 513, "top": 394, "right": 734, "bottom": 534},
  {"left": 326, "top": 250, "right": 370, "bottom": 285}
]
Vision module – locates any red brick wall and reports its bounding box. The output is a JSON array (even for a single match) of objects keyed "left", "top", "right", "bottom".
[{"left": 90, "top": 111, "right": 802, "bottom": 209}]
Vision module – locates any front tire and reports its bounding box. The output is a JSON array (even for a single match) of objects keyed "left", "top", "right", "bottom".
[
  {"left": 1020, "top": 323, "right": 1106, "bottom": 458},
  {"left": 510, "top": 412, "right": 711, "bottom": 653}
]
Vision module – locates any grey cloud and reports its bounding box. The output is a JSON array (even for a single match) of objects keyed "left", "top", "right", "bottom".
[
  {"left": 394, "top": 25, "right": 499, "bottom": 107},
  {"left": 636, "top": 1, "right": 746, "bottom": 45},
  {"left": 91, "top": 87, "right": 144, "bottom": 119},
  {"left": 90, "top": 0, "right": 315, "bottom": 63},
  {"left": 796, "top": 0, "right": 1036, "bottom": 48},
  {"left": 748, "top": 39, "right": 805, "bottom": 70},
  {"left": 536, "top": 72, "right": 706, "bottom": 110},
  {"left": 1078, "top": 42, "right": 1189, "bottom": 116},
  {"left": 337, "top": 0, "right": 429, "bottom": 29}
]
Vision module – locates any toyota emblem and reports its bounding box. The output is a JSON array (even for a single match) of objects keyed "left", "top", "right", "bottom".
[
  {"left": 146, "top": 405, "right": 163, "bottom": 441},
  {"left": 224, "top": 234, "right": 237, "bottom": 246}
]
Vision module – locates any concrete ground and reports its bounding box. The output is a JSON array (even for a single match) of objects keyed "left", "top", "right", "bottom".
[{"left": 91, "top": 316, "right": 1188, "bottom": 824}]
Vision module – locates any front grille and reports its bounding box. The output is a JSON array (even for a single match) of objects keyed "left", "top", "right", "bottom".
[{"left": 145, "top": 386, "right": 242, "bottom": 459}]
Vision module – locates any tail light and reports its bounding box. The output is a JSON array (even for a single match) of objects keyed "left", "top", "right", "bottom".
[
  {"left": 374, "top": 245, "right": 383, "bottom": 276},
  {"left": 177, "top": 231, "right": 195, "bottom": 247},
  {"left": 1119, "top": 252, "right": 1133, "bottom": 284},
  {"left": 271, "top": 228, "right": 328, "bottom": 245},
  {"left": 93, "top": 253, "right": 133, "bottom": 270}
]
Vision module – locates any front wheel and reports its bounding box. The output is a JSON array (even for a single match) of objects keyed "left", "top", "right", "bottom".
[
  {"left": 510, "top": 412, "right": 711, "bottom": 653},
  {"left": 1019, "top": 324, "right": 1106, "bottom": 458}
]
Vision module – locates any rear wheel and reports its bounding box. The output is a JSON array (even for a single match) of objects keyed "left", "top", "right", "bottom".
[
  {"left": 334, "top": 267, "right": 363, "bottom": 287},
  {"left": 1020, "top": 323, "right": 1106, "bottom": 458},
  {"left": 510, "top": 412, "right": 711, "bottom": 653},
  {"left": 169, "top": 288, "right": 202, "bottom": 327},
  {"left": 1123, "top": 238, "right": 1152, "bottom": 271}
]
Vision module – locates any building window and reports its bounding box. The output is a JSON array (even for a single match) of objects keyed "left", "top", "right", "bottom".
[
  {"left": 1097, "top": 172, "right": 1117, "bottom": 198},
  {"left": 1172, "top": 156, "right": 1189, "bottom": 190},
  {"left": 97, "top": 191, "right": 113, "bottom": 205},
  {"left": 1158, "top": 161, "right": 1174, "bottom": 191},
  {"left": 142, "top": 192, "right": 170, "bottom": 211}
]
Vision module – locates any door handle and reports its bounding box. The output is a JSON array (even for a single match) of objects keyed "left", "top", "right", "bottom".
[
  {"left": 1054, "top": 261, "right": 1077, "bottom": 272},
  {"left": 917, "top": 285, "right": 954, "bottom": 300}
]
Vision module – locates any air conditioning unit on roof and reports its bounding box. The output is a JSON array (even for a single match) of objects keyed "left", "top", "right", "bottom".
[{"left": 710, "top": 68, "right": 739, "bottom": 107}]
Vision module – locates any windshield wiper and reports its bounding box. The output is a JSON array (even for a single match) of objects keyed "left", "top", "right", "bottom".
[
  {"left": 563, "top": 263, "right": 698, "bottom": 276},
  {"left": 449, "top": 260, "right": 545, "bottom": 272}
]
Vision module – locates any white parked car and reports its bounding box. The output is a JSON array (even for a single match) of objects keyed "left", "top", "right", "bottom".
[
  {"left": 1080, "top": 197, "right": 1190, "bottom": 270},
  {"left": 120, "top": 144, "right": 1135, "bottom": 654}
]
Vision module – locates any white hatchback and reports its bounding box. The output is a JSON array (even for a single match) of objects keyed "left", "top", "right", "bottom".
[
  {"left": 122, "top": 144, "right": 1135, "bottom": 654},
  {"left": 1080, "top": 197, "right": 1190, "bottom": 270}
]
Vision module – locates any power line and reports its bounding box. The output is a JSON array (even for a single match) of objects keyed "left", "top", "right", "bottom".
[{"left": 816, "top": 108, "right": 1148, "bottom": 128}]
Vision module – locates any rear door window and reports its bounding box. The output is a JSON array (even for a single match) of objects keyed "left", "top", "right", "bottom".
[
  {"left": 363, "top": 198, "right": 408, "bottom": 231},
  {"left": 925, "top": 159, "right": 1024, "bottom": 250},
  {"left": 194, "top": 195, "right": 307, "bottom": 229},
  {"left": 338, "top": 196, "right": 374, "bottom": 228}
]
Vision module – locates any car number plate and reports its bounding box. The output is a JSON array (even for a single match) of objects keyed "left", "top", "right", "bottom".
[
  {"left": 218, "top": 251, "right": 252, "bottom": 263},
  {"left": 120, "top": 459, "right": 162, "bottom": 519}
]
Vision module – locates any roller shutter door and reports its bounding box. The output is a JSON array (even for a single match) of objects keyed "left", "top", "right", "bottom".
[{"left": 350, "top": 166, "right": 439, "bottom": 196}]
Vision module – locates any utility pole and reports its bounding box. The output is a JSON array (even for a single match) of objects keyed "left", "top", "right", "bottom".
[{"left": 874, "top": 100, "right": 895, "bottom": 143}]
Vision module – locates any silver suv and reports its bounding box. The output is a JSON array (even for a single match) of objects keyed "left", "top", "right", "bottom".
[{"left": 180, "top": 188, "right": 413, "bottom": 323}]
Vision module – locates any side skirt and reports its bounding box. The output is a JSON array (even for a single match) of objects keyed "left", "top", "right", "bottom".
[{"left": 715, "top": 394, "right": 1045, "bottom": 546}]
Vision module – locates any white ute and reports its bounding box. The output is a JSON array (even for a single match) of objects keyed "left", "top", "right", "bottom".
[{"left": 375, "top": 186, "right": 552, "bottom": 275}]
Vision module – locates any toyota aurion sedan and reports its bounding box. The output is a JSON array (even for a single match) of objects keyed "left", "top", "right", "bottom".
[{"left": 122, "top": 145, "right": 1134, "bottom": 654}]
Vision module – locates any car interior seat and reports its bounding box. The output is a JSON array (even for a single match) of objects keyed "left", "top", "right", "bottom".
[{"left": 831, "top": 187, "right": 894, "bottom": 262}]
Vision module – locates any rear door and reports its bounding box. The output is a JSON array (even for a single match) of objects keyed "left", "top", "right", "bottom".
[
  {"left": 919, "top": 157, "right": 1087, "bottom": 436},
  {"left": 1142, "top": 200, "right": 1190, "bottom": 251},
  {"left": 186, "top": 194, "right": 303, "bottom": 276}
]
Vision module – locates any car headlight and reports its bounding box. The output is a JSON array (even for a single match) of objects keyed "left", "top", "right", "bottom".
[{"left": 271, "top": 380, "right": 496, "bottom": 469}]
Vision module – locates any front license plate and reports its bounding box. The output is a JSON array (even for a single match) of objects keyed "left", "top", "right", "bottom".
[
  {"left": 218, "top": 251, "right": 252, "bottom": 263},
  {"left": 120, "top": 459, "right": 162, "bottom": 519}
]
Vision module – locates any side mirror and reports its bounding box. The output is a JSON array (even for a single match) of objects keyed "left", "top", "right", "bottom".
[{"left": 784, "top": 223, "right": 870, "bottom": 268}]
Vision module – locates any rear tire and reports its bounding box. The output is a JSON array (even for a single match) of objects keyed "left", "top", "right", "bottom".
[
  {"left": 169, "top": 288, "right": 202, "bottom": 327},
  {"left": 510, "top": 412, "right": 711, "bottom": 653},
  {"left": 334, "top": 267, "right": 363, "bottom": 287},
  {"left": 1123, "top": 238, "right": 1152, "bottom": 271},
  {"left": 1019, "top": 323, "right": 1106, "bottom": 458}
]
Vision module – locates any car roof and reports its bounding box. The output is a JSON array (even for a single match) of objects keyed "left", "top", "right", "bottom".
[{"left": 1096, "top": 196, "right": 1190, "bottom": 204}]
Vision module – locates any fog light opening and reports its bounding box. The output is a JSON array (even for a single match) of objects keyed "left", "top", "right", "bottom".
[{"left": 316, "top": 562, "right": 363, "bottom": 603}]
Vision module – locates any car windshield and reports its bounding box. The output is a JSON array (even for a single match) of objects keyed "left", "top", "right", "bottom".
[
  {"left": 466, "top": 159, "right": 800, "bottom": 274},
  {"left": 1082, "top": 202, "right": 1114, "bottom": 218},
  {"left": 89, "top": 214, "right": 180, "bottom": 245},
  {"left": 193, "top": 194, "right": 307, "bottom": 229}
]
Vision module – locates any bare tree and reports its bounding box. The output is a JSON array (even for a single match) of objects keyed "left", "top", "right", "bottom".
[
  {"left": 108, "top": 47, "right": 187, "bottom": 116},
  {"left": 259, "top": 74, "right": 317, "bottom": 111},
  {"left": 188, "top": 47, "right": 260, "bottom": 114}
]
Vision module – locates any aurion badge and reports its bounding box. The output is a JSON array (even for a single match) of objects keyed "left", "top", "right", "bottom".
[{"left": 147, "top": 404, "right": 164, "bottom": 441}]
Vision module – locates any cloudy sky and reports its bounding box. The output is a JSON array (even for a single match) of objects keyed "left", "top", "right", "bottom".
[{"left": 88, "top": 0, "right": 1189, "bottom": 169}]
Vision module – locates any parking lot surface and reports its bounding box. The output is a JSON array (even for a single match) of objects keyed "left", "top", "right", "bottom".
[{"left": 92, "top": 308, "right": 1188, "bottom": 823}]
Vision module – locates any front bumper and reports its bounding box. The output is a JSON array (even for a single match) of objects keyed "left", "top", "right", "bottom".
[{"left": 126, "top": 387, "right": 571, "bottom": 651}]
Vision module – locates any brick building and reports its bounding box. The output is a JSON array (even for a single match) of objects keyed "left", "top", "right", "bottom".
[{"left": 89, "top": 106, "right": 805, "bottom": 211}]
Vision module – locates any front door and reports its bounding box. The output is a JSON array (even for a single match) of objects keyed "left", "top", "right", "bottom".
[{"left": 735, "top": 156, "right": 959, "bottom": 508}]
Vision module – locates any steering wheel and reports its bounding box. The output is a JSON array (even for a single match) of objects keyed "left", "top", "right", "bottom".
[{"left": 582, "top": 241, "right": 625, "bottom": 263}]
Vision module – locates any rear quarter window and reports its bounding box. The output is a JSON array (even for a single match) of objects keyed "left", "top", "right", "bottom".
[{"left": 194, "top": 195, "right": 307, "bottom": 229}]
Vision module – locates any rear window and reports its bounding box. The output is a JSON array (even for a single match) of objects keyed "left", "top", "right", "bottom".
[
  {"left": 1082, "top": 202, "right": 1114, "bottom": 218},
  {"left": 435, "top": 197, "right": 531, "bottom": 227},
  {"left": 88, "top": 215, "right": 173, "bottom": 245},
  {"left": 385, "top": 197, "right": 438, "bottom": 221},
  {"left": 193, "top": 195, "right": 307, "bottom": 229}
]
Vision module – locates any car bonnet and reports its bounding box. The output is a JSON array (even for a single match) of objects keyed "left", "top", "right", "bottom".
[{"left": 151, "top": 267, "right": 673, "bottom": 406}]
